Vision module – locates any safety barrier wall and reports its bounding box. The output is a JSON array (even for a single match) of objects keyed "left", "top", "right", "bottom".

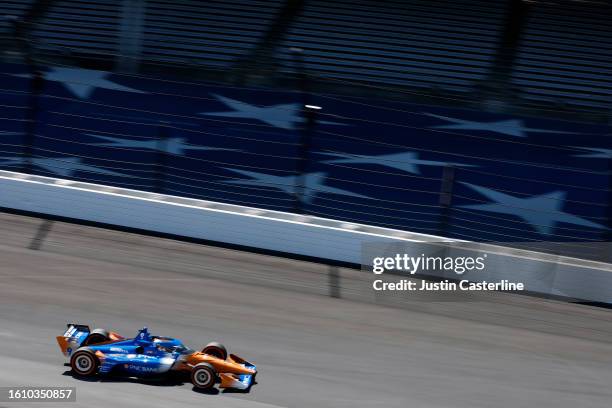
[
  {"left": 1, "top": 61, "right": 611, "bottom": 251},
  {"left": 1, "top": 170, "right": 611, "bottom": 304}
]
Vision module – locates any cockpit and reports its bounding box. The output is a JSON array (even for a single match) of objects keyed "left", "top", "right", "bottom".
[{"left": 155, "top": 344, "right": 194, "bottom": 355}]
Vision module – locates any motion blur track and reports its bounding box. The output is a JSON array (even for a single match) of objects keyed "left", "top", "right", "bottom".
[{"left": 1, "top": 212, "right": 612, "bottom": 408}]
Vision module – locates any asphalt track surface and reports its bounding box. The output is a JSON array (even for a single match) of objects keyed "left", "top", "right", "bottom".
[{"left": 2, "top": 213, "right": 612, "bottom": 408}]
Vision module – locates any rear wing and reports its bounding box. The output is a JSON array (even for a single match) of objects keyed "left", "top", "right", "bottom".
[
  {"left": 64, "top": 323, "right": 90, "bottom": 336},
  {"left": 56, "top": 323, "right": 91, "bottom": 357}
]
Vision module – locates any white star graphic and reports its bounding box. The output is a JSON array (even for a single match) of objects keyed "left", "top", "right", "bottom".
[
  {"left": 0, "top": 156, "right": 125, "bottom": 178},
  {"left": 318, "top": 151, "right": 476, "bottom": 174},
  {"left": 571, "top": 146, "right": 612, "bottom": 159},
  {"left": 15, "top": 67, "right": 145, "bottom": 99},
  {"left": 459, "top": 183, "right": 606, "bottom": 235},
  {"left": 202, "top": 94, "right": 345, "bottom": 130},
  {"left": 223, "top": 168, "right": 369, "bottom": 204},
  {"left": 87, "top": 134, "right": 236, "bottom": 155},
  {"left": 425, "top": 113, "right": 571, "bottom": 137}
]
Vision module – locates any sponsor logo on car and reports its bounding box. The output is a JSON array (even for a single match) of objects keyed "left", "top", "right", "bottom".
[{"left": 124, "top": 364, "right": 158, "bottom": 373}]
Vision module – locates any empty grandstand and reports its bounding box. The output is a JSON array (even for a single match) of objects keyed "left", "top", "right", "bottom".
[{"left": 2, "top": 0, "right": 610, "bottom": 116}]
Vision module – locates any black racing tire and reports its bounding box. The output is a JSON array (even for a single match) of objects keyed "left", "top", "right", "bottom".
[
  {"left": 191, "top": 363, "right": 216, "bottom": 389},
  {"left": 70, "top": 349, "right": 99, "bottom": 376},
  {"left": 202, "top": 342, "right": 227, "bottom": 360},
  {"left": 83, "top": 329, "right": 109, "bottom": 346}
]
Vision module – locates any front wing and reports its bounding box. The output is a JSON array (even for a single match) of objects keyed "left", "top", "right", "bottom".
[{"left": 219, "top": 354, "right": 257, "bottom": 390}]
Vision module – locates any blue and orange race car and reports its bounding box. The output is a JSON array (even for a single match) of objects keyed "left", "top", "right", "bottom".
[{"left": 56, "top": 324, "right": 257, "bottom": 391}]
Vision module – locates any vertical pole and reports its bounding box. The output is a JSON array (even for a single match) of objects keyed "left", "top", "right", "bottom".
[
  {"left": 438, "top": 165, "right": 456, "bottom": 237},
  {"left": 294, "top": 107, "right": 317, "bottom": 213},
  {"left": 606, "top": 162, "right": 612, "bottom": 263},
  {"left": 238, "top": 0, "right": 305, "bottom": 80},
  {"left": 605, "top": 113, "right": 612, "bottom": 263},
  {"left": 13, "top": 1, "right": 56, "bottom": 174},
  {"left": 484, "top": 0, "right": 531, "bottom": 108},
  {"left": 491, "top": 0, "right": 531, "bottom": 82},
  {"left": 22, "top": 69, "right": 44, "bottom": 174},
  {"left": 291, "top": 47, "right": 317, "bottom": 214},
  {"left": 116, "top": 0, "right": 145, "bottom": 73},
  {"left": 155, "top": 122, "right": 168, "bottom": 194}
]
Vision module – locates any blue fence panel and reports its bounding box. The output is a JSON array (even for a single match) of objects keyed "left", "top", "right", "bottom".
[{"left": 0, "top": 63, "right": 609, "bottom": 244}]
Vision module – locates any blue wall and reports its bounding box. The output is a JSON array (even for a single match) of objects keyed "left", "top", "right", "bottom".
[{"left": 0, "top": 64, "right": 610, "bottom": 244}]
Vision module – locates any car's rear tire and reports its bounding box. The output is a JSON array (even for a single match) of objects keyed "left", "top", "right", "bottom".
[
  {"left": 202, "top": 342, "right": 227, "bottom": 360},
  {"left": 71, "top": 349, "right": 99, "bottom": 376},
  {"left": 191, "top": 363, "right": 216, "bottom": 389},
  {"left": 83, "top": 328, "right": 109, "bottom": 346}
]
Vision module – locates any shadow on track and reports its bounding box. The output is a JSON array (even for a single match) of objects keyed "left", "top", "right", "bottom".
[{"left": 62, "top": 370, "right": 221, "bottom": 394}]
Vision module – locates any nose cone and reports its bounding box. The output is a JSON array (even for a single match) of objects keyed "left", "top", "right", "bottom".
[{"left": 229, "top": 362, "right": 257, "bottom": 375}]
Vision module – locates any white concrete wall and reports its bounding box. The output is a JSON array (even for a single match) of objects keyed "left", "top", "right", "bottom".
[{"left": 1, "top": 172, "right": 611, "bottom": 303}]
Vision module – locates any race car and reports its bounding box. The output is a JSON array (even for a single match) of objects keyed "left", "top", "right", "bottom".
[{"left": 56, "top": 324, "right": 257, "bottom": 391}]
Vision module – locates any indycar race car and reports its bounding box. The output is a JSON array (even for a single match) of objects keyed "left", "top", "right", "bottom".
[{"left": 56, "top": 324, "right": 257, "bottom": 391}]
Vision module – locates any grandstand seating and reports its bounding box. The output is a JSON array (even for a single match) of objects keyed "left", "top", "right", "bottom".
[
  {"left": 24, "top": 0, "right": 120, "bottom": 57},
  {"left": 142, "top": 0, "right": 283, "bottom": 68},
  {"left": 276, "top": 0, "right": 508, "bottom": 94},
  {"left": 511, "top": 1, "right": 612, "bottom": 110},
  {"left": 0, "top": 0, "right": 610, "bottom": 114},
  {"left": 0, "top": 0, "right": 31, "bottom": 36}
]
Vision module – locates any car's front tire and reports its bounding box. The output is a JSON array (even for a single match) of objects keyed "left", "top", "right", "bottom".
[
  {"left": 70, "top": 349, "right": 99, "bottom": 376},
  {"left": 191, "top": 363, "right": 216, "bottom": 389}
]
